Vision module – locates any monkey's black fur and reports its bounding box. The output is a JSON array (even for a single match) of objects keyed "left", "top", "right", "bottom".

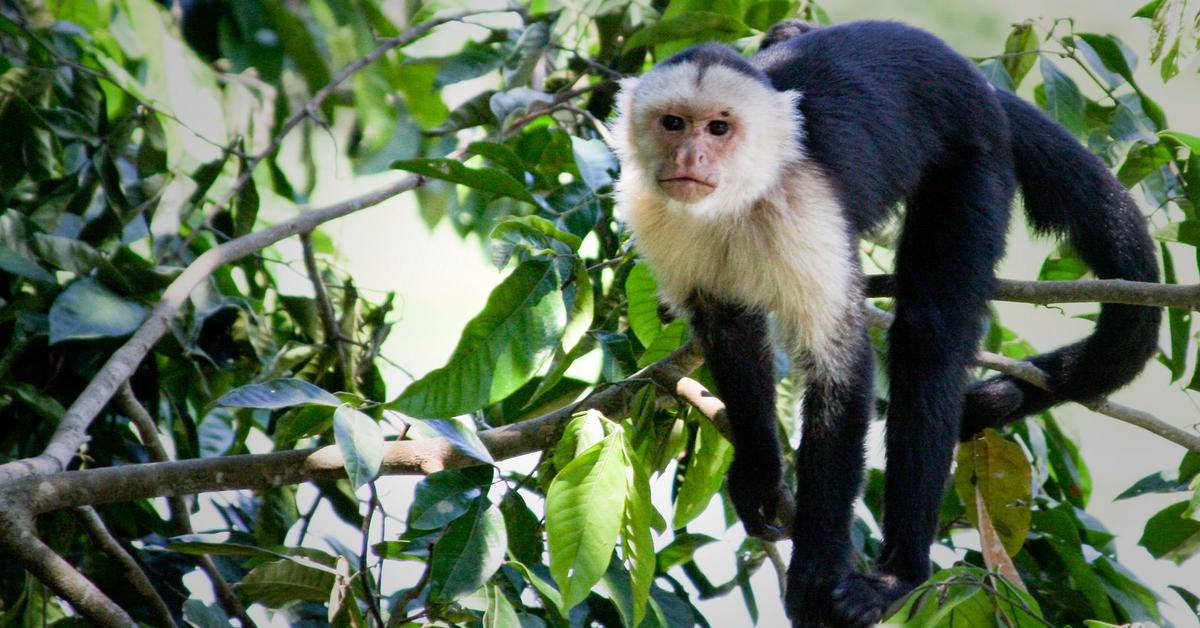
[{"left": 671, "top": 20, "right": 1160, "bottom": 627}]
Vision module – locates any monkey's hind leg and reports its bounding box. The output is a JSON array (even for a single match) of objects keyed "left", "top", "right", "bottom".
[
  {"left": 785, "top": 329, "right": 874, "bottom": 627},
  {"left": 829, "top": 154, "right": 1013, "bottom": 625}
]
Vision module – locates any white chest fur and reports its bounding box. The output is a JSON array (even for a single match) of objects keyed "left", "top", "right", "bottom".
[{"left": 620, "top": 162, "right": 860, "bottom": 363}]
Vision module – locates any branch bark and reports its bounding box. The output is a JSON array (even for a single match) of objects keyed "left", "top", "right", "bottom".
[
  {"left": 115, "top": 385, "right": 255, "bottom": 627},
  {"left": 72, "top": 506, "right": 176, "bottom": 628},
  {"left": 867, "top": 274, "right": 1200, "bottom": 310},
  {"left": 867, "top": 305, "right": 1200, "bottom": 453}
]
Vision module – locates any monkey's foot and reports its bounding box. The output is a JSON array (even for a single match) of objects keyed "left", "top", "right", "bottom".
[{"left": 827, "top": 572, "right": 917, "bottom": 627}]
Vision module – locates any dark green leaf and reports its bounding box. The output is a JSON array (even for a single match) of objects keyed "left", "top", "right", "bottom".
[
  {"left": 625, "top": 12, "right": 752, "bottom": 51},
  {"left": 48, "top": 277, "right": 148, "bottom": 344},
  {"left": 1039, "top": 56, "right": 1086, "bottom": 137},
  {"left": 1139, "top": 501, "right": 1200, "bottom": 562},
  {"left": 236, "top": 557, "right": 335, "bottom": 607},
  {"left": 216, "top": 379, "right": 340, "bottom": 409},
  {"left": 408, "top": 471, "right": 485, "bottom": 530},
  {"left": 436, "top": 49, "right": 503, "bottom": 88},
  {"left": 427, "top": 499, "right": 507, "bottom": 603},
  {"left": 390, "top": 158, "right": 537, "bottom": 204},
  {"left": 673, "top": 418, "right": 733, "bottom": 529},
  {"left": 743, "top": 1, "right": 792, "bottom": 31}
]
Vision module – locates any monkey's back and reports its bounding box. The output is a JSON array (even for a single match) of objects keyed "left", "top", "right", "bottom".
[{"left": 754, "top": 21, "right": 1010, "bottom": 231}]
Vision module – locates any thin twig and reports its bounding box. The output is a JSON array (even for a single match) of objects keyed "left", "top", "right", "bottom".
[
  {"left": 301, "top": 231, "right": 356, "bottom": 393},
  {"left": 114, "top": 385, "right": 256, "bottom": 627},
  {"left": 177, "top": 8, "right": 514, "bottom": 252},
  {"left": 360, "top": 487, "right": 384, "bottom": 627},
  {"left": 71, "top": 506, "right": 176, "bottom": 628}
]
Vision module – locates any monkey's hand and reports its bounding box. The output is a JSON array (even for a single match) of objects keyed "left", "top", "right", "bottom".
[
  {"left": 727, "top": 457, "right": 793, "bottom": 541},
  {"left": 827, "top": 572, "right": 918, "bottom": 627}
]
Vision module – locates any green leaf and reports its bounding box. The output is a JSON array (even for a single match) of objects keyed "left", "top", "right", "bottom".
[
  {"left": 32, "top": 234, "right": 132, "bottom": 294},
  {"left": 403, "top": 416, "right": 494, "bottom": 464},
  {"left": 274, "top": 405, "right": 335, "bottom": 444},
  {"left": 234, "top": 157, "right": 259, "bottom": 237},
  {"left": 625, "top": 263, "right": 663, "bottom": 347},
  {"left": 571, "top": 137, "right": 617, "bottom": 192},
  {"left": 625, "top": 12, "right": 753, "bottom": 51},
  {"left": 743, "top": 1, "right": 792, "bottom": 31},
  {"left": 673, "top": 418, "right": 734, "bottom": 529},
  {"left": 489, "top": 87, "right": 554, "bottom": 131},
  {"left": 484, "top": 582, "right": 521, "bottom": 628},
  {"left": 638, "top": 319, "right": 688, "bottom": 368},
  {"left": 216, "top": 378, "right": 340, "bottom": 408},
  {"left": 48, "top": 277, "right": 148, "bottom": 344},
  {"left": 333, "top": 405, "right": 383, "bottom": 488},
  {"left": 1161, "top": 130, "right": 1200, "bottom": 154},
  {"left": 236, "top": 557, "right": 335, "bottom": 607},
  {"left": 1039, "top": 56, "right": 1085, "bottom": 137},
  {"left": 504, "top": 21, "right": 551, "bottom": 86},
  {"left": 491, "top": 215, "right": 581, "bottom": 269},
  {"left": 1034, "top": 505, "right": 1117, "bottom": 620},
  {"left": 622, "top": 442, "right": 655, "bottom": 625},
  {"left": 547, "top": 430, "right": 629, "bottom": 611},
  {"left": 953, "top": 429, "right": 1032, "bottom": 557},
  {"left": 391, "top": 260, "right": 567, "bottom": 418},
  {"left": 1002, "top": 22, "right": 1039, "bottom": 88},
  {"left": 554, "top": 410, "right": 610, "bottom": 471},
  {"left": 656, "top": 533, "right": 719, "bottom": 572},
  {"left": 1075, "top": 33, "right": 1138, "bottom": 88},
  {"left": 391, "top": 157, "right": 536, "bottom": 204},
  {"left": 0, "top": 245, "right": 56, "bottom": 285},
  {"left": 1140, "top": 500, "right": 1200, "bottom": 562},
  {"left": 408, "top": 471, "right": 484, "bottom": 530},
  {"left": 506, "top": 560, "right": 565, "bottom": 618},
  {"left": 427, "top": 499, "right": 507, "bottom": 603},
  {"left": 500, "top": 491, "right": 544, "bottom": 566},
  {"left": 436, "top": 49, "right": 503, "bottom": 88}
]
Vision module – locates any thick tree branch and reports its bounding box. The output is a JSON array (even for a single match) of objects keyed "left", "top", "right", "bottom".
[
  {"left": 72, "top": 506, "right": 176, "bottom": 628},
  {"left": 0, "top": 509, "right": 134, "bottom": 627},
  {"left": 114, "top": 385, "right": 255, "bottom": 627},
  {"left": 0, "top": 175, "right": 423, "bottom": 485},
  {"left": 867, "top": 274, "right": 1200, "bottom": 309},
  {"left": 4, "top": 342, "right": 701, "bottom": 514}
]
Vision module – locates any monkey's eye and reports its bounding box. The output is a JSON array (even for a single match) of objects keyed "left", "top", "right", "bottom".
[
  {"left": 707, "top": 120, "right": 730, "bottom": 136},
  {"left": 661, "top": 115, "right": 685, "bottom": 131}
]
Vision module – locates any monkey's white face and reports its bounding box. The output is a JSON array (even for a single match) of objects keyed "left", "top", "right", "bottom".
[{"left": 609, "top": 61, "right": 803, "bottom": 220}]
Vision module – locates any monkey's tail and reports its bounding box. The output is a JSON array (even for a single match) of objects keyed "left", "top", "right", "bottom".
[{"left": 959, "top": 90, "right": 1162, "bottom": 440}]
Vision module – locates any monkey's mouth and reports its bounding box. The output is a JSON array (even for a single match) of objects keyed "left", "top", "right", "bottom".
[{"left": 658, "top": 176, "right": 715, "bottom": 188}]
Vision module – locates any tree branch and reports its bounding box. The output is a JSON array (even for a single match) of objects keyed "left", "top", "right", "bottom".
[
  {"left": 181, "top": 8, "right": 516, "bottom": 248},
  {"left": 867, "top": 274, "right": 1200, "bottom": 309},
  {"left": 301, "top": 231, "right": 356, "bottom": 393},
  {"left": 114, "top": 385, "right": 255, "bottom": 627},
  {"left": 72, "top": 506, "right": 176, "bottom": 628},
  {"left": 0, "top": 175, "right": 423, "bottom": 485},
  {"left": 867, "top": 305, "right": 1200, "bottom": 453},
  {"left": 0, "top": 509, "right": 134, "bottom": 627}
]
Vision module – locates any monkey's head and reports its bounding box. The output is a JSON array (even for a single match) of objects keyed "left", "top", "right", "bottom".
[{"left": 610, "top": 44, "right": 803, "bottom": 220}]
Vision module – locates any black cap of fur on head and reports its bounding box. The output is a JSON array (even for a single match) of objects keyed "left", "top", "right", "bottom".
[{"left": 658, "top": 43, "right": 774, "bottom": 87}]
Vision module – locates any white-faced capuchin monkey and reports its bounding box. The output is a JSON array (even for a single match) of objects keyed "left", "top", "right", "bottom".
[{"left": 608, "top": 19, "right": 1161, "bottom": 627}]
